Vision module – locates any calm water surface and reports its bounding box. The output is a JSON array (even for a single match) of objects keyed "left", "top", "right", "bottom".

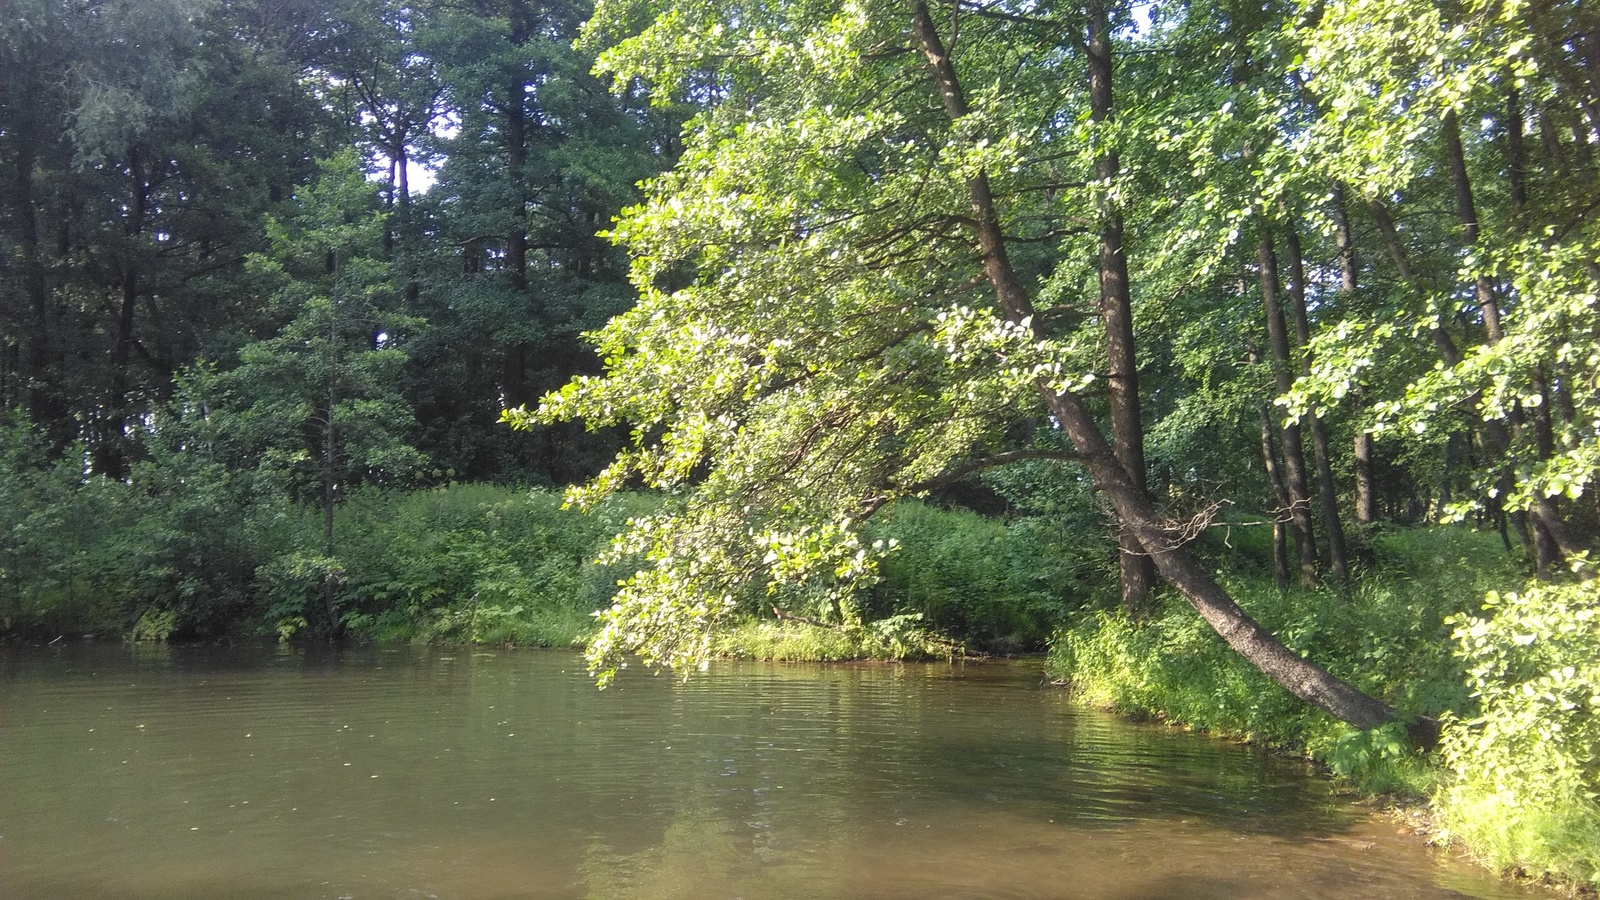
[{"left": 0, "top": 644, "right": 1536, "bottom": 899}]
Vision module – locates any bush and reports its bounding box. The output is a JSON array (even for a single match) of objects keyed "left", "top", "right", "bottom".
[
  {"left": 1437, "top": 573, "right": 1600, "bottom": 887},
  {"left": 864, "top": 501, "right": 1102, "bottom": 651},
  {"left": 711, "top": 614, "right": 953, "bottom": 662},
  {"left": 323, "top": 484, "right": 659, "bottom": 645}
]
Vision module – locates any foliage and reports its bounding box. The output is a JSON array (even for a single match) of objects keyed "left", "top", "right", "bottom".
[
  {"left": 208, "top": 151, "right": 428, "bottom": 498},
  {"left": 1438, "top": 572, "right": 1600, "bottom": 886},
  {"left": 323, "top": 485, "right": 659, "bottom": 644},
  {"left": 864, "top": 501, "right": 1103, "bottom": 651},
  {"left": 711, "top": 614, "right": 950, "bottom": 662}
]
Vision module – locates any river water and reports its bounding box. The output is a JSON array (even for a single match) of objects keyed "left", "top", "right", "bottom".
[{"left": 0, "top": 644, "right": 1535, "bottom": 899}]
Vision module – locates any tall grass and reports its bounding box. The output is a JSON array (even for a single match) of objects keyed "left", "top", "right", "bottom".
[{"left": 1050, "top": 526, "right": 1600, "bottom": 888}]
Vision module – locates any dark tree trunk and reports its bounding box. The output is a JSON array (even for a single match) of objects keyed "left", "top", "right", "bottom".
[
  {"left": 1257, "top": 229, "right": 1318, "bottom": 586},
  {"left": 1087, "top": 0, "right": 1156, "bottom": 618},
  {"left": 1505, "top": 88, "right": 1529, "bottom": 217},
  {"left": 1442, "top": 111, "right": 1504, "bottom": 344},
  {"left": 1259, "top": 400, "right": 1293, "bottom": 591},
  {"left": 10, "top": 139, "right": 61, "bottom": 426},
  {"left": 1049, "top": 387, "right": 1420, "bottom": 738},
  {"left": 1281, "top": 215, "right": 1350, "bottom": 582},
  {"left": 1330, "top": 183, "right": 1359, "bottom": 296},
  {"left": 96, "top": 147, "right": 152, "bottom": 478},
  {"left": 1367, "top": 199, "right": 1463, "bottom": 365},
  {"left": 1353, "top": 432, "right": 1376, "bottom": 524},
  {"left": 910, "top": 0, "right": 1421, "bottom": 740},
  {"left": 1445, "top": 111, "right": 1587, "bottom": 569},
  {"left": 1330, "top": 185, "right": 1376, "bottom": 527}
]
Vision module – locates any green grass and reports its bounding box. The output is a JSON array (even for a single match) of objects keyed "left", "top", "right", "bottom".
[{"left": 711, "top": 614, "right": 955, "bottom": 662}]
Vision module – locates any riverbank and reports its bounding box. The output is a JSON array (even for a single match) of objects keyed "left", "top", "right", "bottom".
[
  {"left": 3, "top": 476, "right": 1594, "bottom": 890},
  {"left": 1044, "top": 526, "right": 1599, "bottom": 894}
]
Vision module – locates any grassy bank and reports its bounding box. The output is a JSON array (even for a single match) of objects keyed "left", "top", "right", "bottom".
[{"left": 1048, "top": 526, "right": 1599, "bottom": 890}]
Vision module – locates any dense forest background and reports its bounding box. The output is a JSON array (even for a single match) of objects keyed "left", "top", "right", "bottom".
[
  {"left": 0, "top": 0, "right": 693, "bottom": 640},
  {"left": 5, "top": 0, "right": 1593, "bottom": 642},
  {"left": 1, "top": 0, "right": 681, "bottom": 488}
]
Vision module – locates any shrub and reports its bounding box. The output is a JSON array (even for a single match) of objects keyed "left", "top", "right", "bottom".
[
  {"left": 864, "top": 501, "right": 1101, "bottom": 651},
  {"left": 326, "top": 485, "right": 658, "bottom": 645},
  {"left": 711, "top": 614, "right": 952, "bottom": 662},
  {"left": 1437, "top": 573, "right": 1600, "bottom": 887}
]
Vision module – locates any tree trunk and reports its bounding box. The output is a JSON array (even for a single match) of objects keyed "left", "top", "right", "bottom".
[
  {"left": 1353, "top": 432, "right": 1376, "bottom": 524},
  {"left": 1086, "top": 0, "right": 1156, "bottom": 618},
  {"left": 1330, "top": 185, "right": 1376, "bottom": 527},
  {"left": 503, "top": 60, "right": 533, "bottom": 410},
  {"left": 1330, "top": 183, "right": 1359, "bottom": 296},
  {"left": 1257, "top": 229, "right": 1319, "bottom": 586},
  {"left": 98, "top": 146, "right": 151, "bottom": 478},
  {"left": 1367, "top": 199, "right": 1463, "bottom": 365},
  {"left": 1446, "top": 110, "right": 1587, "bottom": 569},
  {"left": 910, "top": 0, "right": 1421, "bottom": 741},
  {"left": 1281, "top": 215, "right": 1350, "bottom": 583},
  {"left": 10, "top": 139, "right": 62, "bottom": 428},
  {"left": 1049, "top": 387, "right": 1421, "bottom": 739},
  {"left": 1442, "top": 111, "right": 1504, "bottom": 343},
  {"left": 1259, "top": 400, "right": 1293, "bottom": 591},
  {"left": 1505, "top": 87, "right": 1529, "bottom": 217},
  {"left": 323, "top": 321, "right": 339, "bottom": 636}
]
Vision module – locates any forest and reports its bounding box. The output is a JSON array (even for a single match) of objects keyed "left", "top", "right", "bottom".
[{"left": 2, "top": 0, "right": 1598, "bottom": 888}]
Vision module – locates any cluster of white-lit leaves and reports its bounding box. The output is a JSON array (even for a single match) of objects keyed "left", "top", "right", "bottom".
[
  {"left": 1285, "top": 231, "right": 1600, "bottom": 520},
  {"left": 1299, "top": 0, "right": 1538, "bottom": 193}
]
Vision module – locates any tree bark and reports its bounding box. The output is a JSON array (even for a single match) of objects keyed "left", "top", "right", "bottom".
[
  {"left": 1442, "top": 111, "right": 1504, "bottom": 344},
  {"left": 1367, "top": 199, "right": 1463, "bottom": 365},
  {"left": 1049, "top": 387, "right": 1420, "bottom": 738},
  {"left": 910, "top": 0, "right": 1421, "bottom": 740},
  {"left": 1257, "top": 229, "right": 1319, "bottom": 586},
  {"left": 1258, "top": 400, "right": 1293, "bottom": 591},
  {"left": 96, "top": 146, "right": 151, "bottom": 478},
  {"left": 1281, "top": 215, "right": 1350, "bottom": 583},
  {"left": 1086, "top": 0, "right": 1156, "bottom": 618},
  {"left": 503, "top": 45, "right": 533, "bottom": 411},
  {"left": 1353, "top": 432, "right": 1376, "bottom": 524},
  {"left": 1330, "top": 186, "right": 1376, "bottom": 526},
  {"left": 1505, "top": 87, "right": 1529, "bottom": 218},
  {"left": 1444, "top": 110, "right": 1587, "bottom": 569},
  {"left": 10, "top": 138, "right": 62, "bottom": 427},
  {"left": 1330, "top": 183, "right": 1359, "bottom": 296}
]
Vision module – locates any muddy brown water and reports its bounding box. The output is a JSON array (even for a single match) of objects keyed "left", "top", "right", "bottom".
[{"left": 0, "top": 644, "right": 1539, "bottom": 899}]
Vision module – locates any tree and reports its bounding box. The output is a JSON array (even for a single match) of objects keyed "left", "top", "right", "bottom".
[
  {"left": 515, "top": 0, "right": 1417, "bottom": 737},
  {"left": 0, "top": 0, "right": 337, "bottom": 472},
  {"left": 179, "top": 153, "right": 425, "bottom": 635},
  {"left": 1284, "top": 0, "right": 1599, "bottom": 574},
  {"left": 389, "top": 0, "right": 676, "bottom": 483}
]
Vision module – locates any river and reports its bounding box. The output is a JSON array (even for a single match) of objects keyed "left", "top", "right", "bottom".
[{"left": 0, "top": 644, "right": 1536, "bottom": 899}]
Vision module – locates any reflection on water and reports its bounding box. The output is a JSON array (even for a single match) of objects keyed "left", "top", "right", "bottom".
[{"left": 0, "top": 644, "right": 1532, "bottom": 899}]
